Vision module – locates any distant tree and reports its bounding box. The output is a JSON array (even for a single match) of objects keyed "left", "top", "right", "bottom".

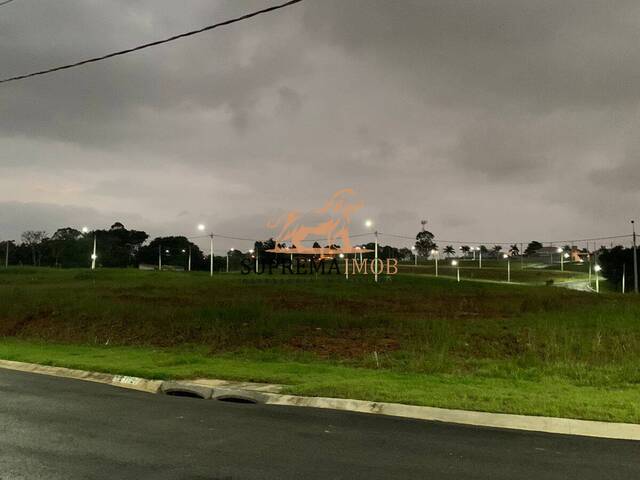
[
  {"left": 21, "top": 230, "right": 47, "bottom": 265},
  {"left": 492, "top": 245, "right": 502, "bottom": 256},
  {"left": 137, "top": 236, "right": 204, "bottom": 270},
  {"left": 254, "top": 238, "right": 277, "bottom": 265},
  {"left": 360, "top": 242, "right": 398, "bottom": 260},
  {"left": 599, "top": 246, "right": 637, "bottom": 288},
  {"left": 49, "top": 227, "right": 84, "bottom": 267},
  {"left": 509, "top": 244, "right": 520, "bottom": 256},
  {"left": 93, "top": 223, "right": 148, "bottom": 268},
  {"left": 460, "top": 245, "right": 471, "bottom": 257},
  {"left": 444, "top": 245, "right": 455, "bottom": 257},
  {"left": 524, "top": 241, "right": 543, "bottom": 256},
  {"left": 415, "top": 229, "right": 436, "bottom": 257},
  {"left": 397, "top": 247, "right": 412, "bottom": 261},
  {"left": 479, "top": 245, "right": 488, "bottom": 254},
  {"left": 312, "top": 241, "right": 321, "bottom": 248}
]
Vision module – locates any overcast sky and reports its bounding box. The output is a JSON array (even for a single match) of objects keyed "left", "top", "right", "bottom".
[{"left": 1, "top": 0, "right": 639, "bottom": 253}]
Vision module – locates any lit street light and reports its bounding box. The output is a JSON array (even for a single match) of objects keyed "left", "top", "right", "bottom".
[
  {"left": 411, "top": 245, "right": 417, "bottom": 266},
  {"left": 594, "top": 264, "right": 601, "bottom": 293},
  {"left": 451, "top": 259, "right": 460, "bottom": 282},
  {"left": 365, "top": 219, "right": 379, "bottom": 282},
  {"left": 91, "top": 231, "right": 97, "bottom": 270},
  {"left": 477, "top": 247, "right": 482, "bottom": 269},
  {"left": 503, "top": 253, "right": 510, "bottom": 282},
  {"left": 197, "top": 224, "right": 214, "bottom": 277},
  {"left": 431, "top": 249, "right": 439, "bottom": 277},
  {"left": 249, "top": 249, "right": 257, "bottom": 272},
  {"left": 556, "top": 247, "right": 566, "bottom": 271}
]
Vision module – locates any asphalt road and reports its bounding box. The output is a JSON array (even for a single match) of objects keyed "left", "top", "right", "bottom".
[{"left": 1, "top": 369, "right": 638, "bottom": 480}]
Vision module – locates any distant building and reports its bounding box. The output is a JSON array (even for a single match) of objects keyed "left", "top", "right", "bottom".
[{"left": 530, "top": 246, "right": 590, "bottom": 264}]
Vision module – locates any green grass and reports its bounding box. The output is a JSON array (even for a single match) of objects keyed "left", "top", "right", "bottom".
[
  {"left": 0, "top": 339, "right": 637, "bottom": 423},
  {"left": 0, "top": 267, "right": 638, "bottom": 423}
]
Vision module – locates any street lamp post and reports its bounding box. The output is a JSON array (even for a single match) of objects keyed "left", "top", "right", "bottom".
[
  {"left": 503, "top": 253, "right": 510, "bottom": 283},
  {"left": 452, "top": 260, "right": 460, "bottom": 282},
  {"left": 411, "top": 246, "right": 417, "bottom": 266},
  {"left": 557, "top": 247, "right": 564, "bottom": 271},
  {"left": 197, "top": 224, "right": 213, "bottom": 277},
  {"left": 431, "top": 249, "right": 439, "bottom": 277},
  {"left": 91, "top": 234, "right": 97, "bottom": 270},
  {"left": 478, "top": 247, "right": 482, "bottom": 269},
  {"left": 632, "top": 220, "right": 638, "bottom": 294},
  {"left": 188, "top": 245, "right": 192, "bottom": 272},
  {"left": 4, "top": 240, "right": 10, "bottom": 268},
  {"left": 365, "top": 219, "right": 379, "bottom": 283},
  {"left": 227, "top": 248, "right": 234, "bottom": 273},
  {"left": 594, "top": 264, "right": 601, "bottom": 293},
  {"left": 83, "top": 227, "right": 98, "bottom": 270},
  {"left": 209, "top": 235, "right": 214, "bottom": 277},
  {"left": 249, "top": 249, "right": 256, "bottom": 272}
]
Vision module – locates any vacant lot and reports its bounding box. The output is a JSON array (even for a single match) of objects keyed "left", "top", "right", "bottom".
[{"left": 1, "top": 267, "right": 638, "bottom": 422}]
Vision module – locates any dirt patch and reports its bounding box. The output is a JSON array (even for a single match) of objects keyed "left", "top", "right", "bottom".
[{"left": 285, "top": 327, "right": 401, "bottom": 359}]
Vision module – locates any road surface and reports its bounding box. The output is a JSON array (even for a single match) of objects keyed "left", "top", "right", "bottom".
[{"left": 1, "top": 368, "right": 638, "bottom": 479}]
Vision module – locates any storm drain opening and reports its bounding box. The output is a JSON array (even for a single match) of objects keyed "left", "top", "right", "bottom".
[
  {"left": 215, "top": 395, "right": 258, "bottom": 404},
  {"left": 163, "top": 389, "right": 207, "bottom": 399}
]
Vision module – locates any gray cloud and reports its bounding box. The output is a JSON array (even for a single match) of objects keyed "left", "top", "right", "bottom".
[{"left": 1, "top": 0, "right": 639, "bottom": 252}]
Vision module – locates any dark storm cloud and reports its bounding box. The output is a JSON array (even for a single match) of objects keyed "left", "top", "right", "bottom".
[{"left": 1, "top": 0, "right": 639, "bottom": 250}]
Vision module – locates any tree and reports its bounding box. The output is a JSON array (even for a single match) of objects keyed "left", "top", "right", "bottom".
[
  {"left": 94, "top": 223, "right": 149, "bottom": 267},
  {"left": 524, "top": 241, "right": 543, "bottom": 256},
  {"left": 397, "top": 247, "right": 412, "bottom": 261},
  {"left": 479, "top": 245, "right": 488, "bottom": 254},
  {"left": 49, "top": 227, "right": 84, "bottom": 267},
  {"left": 599, "top": 246, "right": 637, "bottom": 288},
  {"left": 492, "top": 245, "right": 502, "bottom": 257},
  {"left": 460, "top": 245, "right": 471, "bottom": 257},
  {"left": 509, "top": 244, "right": 520, "bottom": 256},
  {"left": 444, "top": 245, "right": 455, "bottom": 257},
  {"left": 415, "top": 229, "right": 436, "bottom": 257},
  {"left": 137, "top": 236, "right": 204, "bottom": 270},
  {"left": 21, "top": 230, "right": 47, "bottom": 265}
]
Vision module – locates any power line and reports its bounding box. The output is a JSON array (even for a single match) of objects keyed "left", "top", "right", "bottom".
[
  {"left": 0, "top": 0, "right": 16, "bottom": 7},
  {"left": 0, "top": 0, "right": 303, "bottom": 84},
  {"left": 378, "top": 232, "right": 633, "bottom": 246}
]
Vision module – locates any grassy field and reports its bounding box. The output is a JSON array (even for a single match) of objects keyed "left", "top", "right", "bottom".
[{"left": 1, "top": 266, "right": 638, "bottom": 423}]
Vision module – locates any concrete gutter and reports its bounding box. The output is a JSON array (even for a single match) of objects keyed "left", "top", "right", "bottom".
[
  {"left": 259, "top": 393, "right": 640, "bottom": 441},
  {"left": 0, "top": 359, "right": 162, "bottom": 394},
  {"left": 1, "top": 359, "right": 638, "bottom": 441}
]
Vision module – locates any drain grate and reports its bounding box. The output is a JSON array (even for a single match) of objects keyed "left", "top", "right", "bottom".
[
  {"left": 164, "top": 389, "right": 207, "bottom": 399},
  {"left": 215, "top": 395, "right": 258, "bottom": 404}
]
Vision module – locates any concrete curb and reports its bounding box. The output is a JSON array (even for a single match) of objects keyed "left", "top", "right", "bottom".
[
  {"left": 259, "top": 393, "right": 640, "bottom": 441},
  {"left": 1, "top": 359, "right": 638, "bottom": 441},
  {"left": 0, "top": 359, "right": 162, "bottom": 394}
]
